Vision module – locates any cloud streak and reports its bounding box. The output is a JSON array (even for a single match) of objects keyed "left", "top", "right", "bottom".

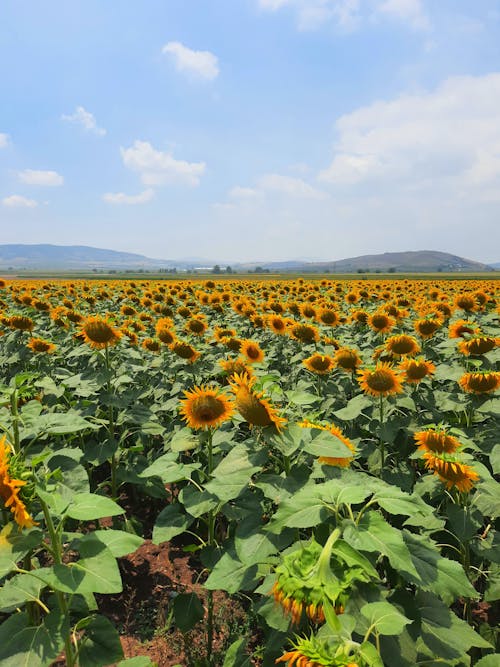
[{"left": 162, "top": 42, "right": 219, "bottom": 80}]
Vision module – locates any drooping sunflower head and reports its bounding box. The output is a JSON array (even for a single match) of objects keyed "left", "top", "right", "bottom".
[
  {"left": 240, "top": 339, "right": 265, "bottom": 364},
  {"left": 458, "top": 371, "right": 500, "bottom": 394},
  {"left": 448, "top": 319, "right": 479, "bottom": 339},
  {"left": 399, "top": 357, "right": 435, "bottom": 383},
  {"left": 26, "top": 338, "right": 56, "bottom": 354},
  {"left": 180, "top": 385, "right": 234, "bottom": 430},
  {"left": 142, "top": 337, "right": 161, "bottom": 353},
  {"left": 458, "top": 336, "right": 498, "bottom": 357},
  {"left": 230, "top": 373, "right": 286, "bottom": 431},
  {"left": 81, "top": 316, "right": 121, "bottom": 349},
  {"left": 0, "top": 435, "right": 37, "bottom": 529},
  {"left": 302, "top": 354, "right": 335, "bottom": 375},
  {"left": 414, "top": 428, "right": 460, "bottom": 454},
  {"left": 358, "top": 363, "right": 404, "bottom": 397},
  {"left": 423, "top": 452, "right": 479, "bottom": 493},
  {"left": 385, "top": 334, "right": 420, "bottom": 357}
]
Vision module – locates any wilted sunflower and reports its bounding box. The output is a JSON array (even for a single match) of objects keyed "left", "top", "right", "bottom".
[
  {"left": 240, "top": 339, "right": 265, "bottom": 363},
  {"left": 399, "top": 357, "right": 435, "bottom": 384},
  {"left": 81, "top": 316, "right": 121, "bottom": 349},
  {"left": 303, "top": 354, "right": 335, "bottom": 375},
  {"left": 0, "top": 435, "right": 37, "bottom": 528},
  {"left": 230, "top": 373, "right": 286, "bottom": 431},
  {"left": 414, "top": 428, "right": 460, "bottom": 454},
  {"left": 180, "top": 385, "right": 234, "bottom": 430},
  {"left": 458, "top": 336, "right": 498, "bottom": 356},
  {"left": 358, "top": 363, "right": 404, "bottom": 397},
  {"left": 385, "top": 334, "right": 420, "bottom": 357},
  {"left": 423, "top": 452, "right": 479, "bottom": 493},
  {"left": 27, "top": 337, "right": 56, "bottom": 354},
  {"left": 458, "top": 371, "right": 500, "bottom": 394}
]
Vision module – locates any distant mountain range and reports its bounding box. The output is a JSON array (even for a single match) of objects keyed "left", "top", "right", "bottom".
[{"left": 0, "top": 244, "right": 495, "bottom": 273}]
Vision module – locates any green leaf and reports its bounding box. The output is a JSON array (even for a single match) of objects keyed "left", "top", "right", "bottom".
[
  {"left": 475, "top": 655, "right": 500, "bottom": 667},
  {"left": 302, "top": 430, "right": 354, "bottom": 458},
  {"left": 222, "top": 637, "right": 251, "bottom": 667},
  {"left": 447, "top": 505, "right": 482, "bottom": 542},
  {"left": 170, "top": 427, "right": 198, "bottom": 452},
  {"left": 78, "top": 615, "right": 124, "bottom": 667},
  {"left": 416, "top": 592, "right": 492, "bottom": 660},
  {"left": 204, "top": 551, "right": 259, "bottom": 593},
  {"left": 139, "top": 452, "right": 199, "bottom": 483},
  {"left": 0, "top": 572, "right": 44, "bottom": 613},
  {"left": 152, "top": 504, "right": 194, "bottom": 544},
  {"left": 205, "top": 444, "right": 263, "bottom": 502},
  {"left": 473, "top": 480, "right": 500, "bottom": 518},
  {"left": 172, "top": 592, "right": 204, "bottom": 633},
  {"left": 343, "top": 512, "right": 419, "bottom": 579},
  {"left": 370, "top": 482, "right": 434, "bottom": 519},
  {"left": 334, "top": 394, "right": 372, "bottom": 420},
  {"left": 88, "top": 530, "right": 143, "bottom": 557},
  {"left": 117, "top": 658, "right": 156, "bottom": 667},
  {"left": 361, "top": 601, "right": 412, "bottom": 635},
  {"left": 0, "top": 610, "right": 67, "bottom": 667},
  {"left": 0, "top": 525, "right": 43, "bottom": 578},
  {"left": 490, "top": 444, "right": 500, "bottom": 475},
  {"left": 179, "top": 486, "right": 219, "bottom": 518},
  {"left": 66, "top": 493, "right": 124, "bottom": 520},
  {"left": 402, "top": 532, "right": 477, "bottom": 603}
]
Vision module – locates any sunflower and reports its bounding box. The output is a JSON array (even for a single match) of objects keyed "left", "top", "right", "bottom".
[
  {"left": 385, "top": 334, "right": 420, "bottom": 357},
  {"left": 302, "top": 354, "right": 335, "bottom": 375},
  {"left": 299, "top": 420, "right": 356, "bottom": 467},
  {"left": 157, "top": 327, "right": 176, "bottom": 345},
  {"left": 316, "top": 307, "right": 340, "bottom": 326},
  {"left": 230, "top": 373, "right": 286, "bottom": 431},
  {"left": 0, "top": 436, "right": 37, "bottom": 528},
  {"left": 142, "top": 337, "right": 161, "bottom": 353},
  {"left": 214, "top": 326, "right": 237, "bottom": 342},
  {"left": 414, "top": 317, "right": 442, "bottom": 339},
  {"left": 267, "top": 315, "right": 289, "bottom": 335},
  {"left": 448, "top": 320, "right": 479, "bottom": 339},
  {"left": 368, "top": 312, "right": 395, "bottom": 334},
  {"left": 180, "top": 385, "right": 234, "bottom": 430},
  {"left": 81, "top": 316, "right": 121, "bottom": 349},
  {"left": 351, "top": 309, "right": 369, "bottom": 325},
  {"left": 170, "top": 340, "right": 200, "bottom": 363},
  {"left": 399, "top": 357, "right": 435, "bottom": 384},
  {"left": 358, "top": 363, "right": 404, "bottom": 397},
  {"left": 454, "top": 294, "right": 477, "bottom": 312},
  {"left": 185, "top": 317, "right": 208, "bottom": 336},
  {"left": 458, "top": 371, "right": 500, "bottom": 394},
  {"left": 458, "top": 336, "right": 498, "bottom": 356},
  {"left": 219, "top": 357, "right": 253, "bottom": 380},
  {"left": 423, "top": 452, "right": 479, "bottom": 493},
  {"left": 240, "top": 339, "right": 265, "bottom": 363},
  {"left": 26, "top": 338, "right": 56, "bottom": 354},
  {"left": 289, "top": 323, "right": 320, "bottom": 344},
  {"left": 414, "top": 428, "right": 460, "bottom": 454},
  {"left": 333, "top": 347, "right": 362, "bottom": 372},
  {"left": 9, "top": 315, "right": 34, "bottom": 332},
  {"left": 275, "top": 636, "right": 359, "bottom": 667}
]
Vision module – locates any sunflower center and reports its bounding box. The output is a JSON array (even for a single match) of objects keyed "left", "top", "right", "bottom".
[
  {"left": 366, "top": 369, "right": 397, "bottom": 391},
  {"left": 192, "top": 396, "right": 226, "bottom": 422}
]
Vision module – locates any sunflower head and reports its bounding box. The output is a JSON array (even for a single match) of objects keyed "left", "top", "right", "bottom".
[
  {"left": 81, "top": 316, "right": 121, "bottom": 349},
  {"left": 0, "top": 435, "right": 37, "bottom": 529},
  {"left": 414, "top": 317, "right": 442, "bottom": 339},
  {"left": 142, "top": 337, "right": 161, "bottom": 353},
  {"left": 302, "top": 354, "right": 335, "bottom": 375},
  {"left": 170, "top": 340, "right": 200, "bottom": 363},
  {"left": 358, "top": 363, "right": 404, "bottom": 397},
  {"left": 399, "top": 357, "right": 435, "bottom": 383},
  {"left": 423, "top": 452, "right": 479, "bottom": 493},
  {"left": 180, "top": 385, "right": 234, "bottom": 430},
  {"left": 414, "top": 428, "right": 460, "bottom": 454},
  {"left": 458, "top": 336, "right": 498, "bottom": 356},
  {"left": 289, "top": 323, "right": 320, "bottom": 344},
  {"left": 385, "top": 334, "right": 420, "bottom": 356},
  {"left": 459, "top": 371, "right": 500, "bottom": 394},
  {"left": 368, "top": 312, "right": 395, "bottom": 334},
  {"left": 333, "top": 347, "right": 362, "bottom": 372},
  {"left": 230, "top": 373, "right": 286, "bottom": 431},
  {"left": 9, "top": 315, "right": 34, "bottom": 332},
  {"left": 448, "top": 319, "right": 479, "bottom": 339},
  {"left": 240, "top": 339, "right": 265, "bottom": 363},
  {"left": 27, "top": 338, "right": 56, "bottom": 354}
]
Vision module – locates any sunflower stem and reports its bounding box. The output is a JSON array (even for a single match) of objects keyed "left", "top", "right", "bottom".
[
  {"left": 104, "top": 345, "right": 118, "bottom": 500},
  {"left": 206, "top": 429, "right": 215, "bottom": 664},
  {"left": 378, "top": 394, "right": 385, "bottom": 475},
  {"left": 9, "top": 390, "right": 20, "bottom": 455}
]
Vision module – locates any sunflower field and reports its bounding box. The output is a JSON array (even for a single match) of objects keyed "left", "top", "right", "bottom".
[{"left": 0, "top": 276, "right": 499, "bottom": 667}]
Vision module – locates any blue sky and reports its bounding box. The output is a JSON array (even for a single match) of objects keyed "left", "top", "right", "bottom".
[{"left": 1, "top": 0, "right": 500, "bottom": 263}]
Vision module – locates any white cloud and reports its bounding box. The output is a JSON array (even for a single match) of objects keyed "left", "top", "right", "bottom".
[
  {"left": 257, "top": 0, "right": 429, "bottom": 31},
  {"left": 2, "top": 194, "right": 38, "bottom": 208},
  {"left": 0, "top": 133, "right": 9, "bottom": 148},
  {"left": 102, "top": 189, "right": 154, "bottom": 205},
  {"left": 259, "top": 173, "right": 329, "bottom": 199},
  {"left": 121, "top": 140, "right": 206, "bottom": 187},
  {"left": 229, "top": 186, "right": 261, "bottom": 199},
  {"left": 162, "top": 42, "right": 219, "bottom": 80},
  {"left": 18, "top": 169, "right": 64, "bottom": 186},
  {"left": 62, "top": 106, "right": 106, "bottom": 136},
  {"left": 319, "top": 73, "right": 500, "bottom": 192}
]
